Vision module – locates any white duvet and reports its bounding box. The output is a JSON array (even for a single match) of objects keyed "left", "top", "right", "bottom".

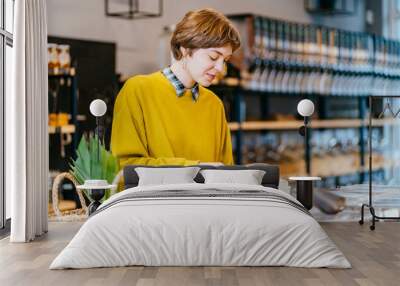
[{"left": 50, "top": 183, "right": 351, "bottom": 269}]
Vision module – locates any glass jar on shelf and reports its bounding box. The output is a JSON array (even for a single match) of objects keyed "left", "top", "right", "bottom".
[
  {"left": 48, "top": 43, "right": 60, "bottom": 75},
  {"left": 58, "top": 44, "right": 71, "bottom": 75}
]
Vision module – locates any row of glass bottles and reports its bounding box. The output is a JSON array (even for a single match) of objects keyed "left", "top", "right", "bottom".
[
  {"left": 244, "top": 64, "right": 400, "bottom": 96},
  {"left": 252, "top": 16, "right": 400, "bottom": 75},
  {"left": 242, "top": 16, "right": 400, "bottom": 95}
]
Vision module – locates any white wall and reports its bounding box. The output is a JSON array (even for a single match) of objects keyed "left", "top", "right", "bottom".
[{"left": 47, "top": 0, "right": 365, "bottom": 78}]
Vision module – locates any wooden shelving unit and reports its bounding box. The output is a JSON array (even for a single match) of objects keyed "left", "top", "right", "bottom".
[
  {"left": 48, "top": 67, "right": 79, "bottom": 171},
  {"left": 212, "top": 85, "right": 398, "bottom": 186},
  {"left": 279, "top": 153, "right": 398, "bottom": 178},
  {"left": 211, "top": 13, "right": 400, "bottom": 186},
  {"left": 48, "top": 69, "right": 78, "bottom": 149}
]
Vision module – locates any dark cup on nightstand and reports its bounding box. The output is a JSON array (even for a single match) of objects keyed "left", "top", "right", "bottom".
[
  {"left": 296, "top": 181, "right": 313, "bottom": 210},
  {"left": 289, "top": 177, "right": 321, "bottom": 210}
]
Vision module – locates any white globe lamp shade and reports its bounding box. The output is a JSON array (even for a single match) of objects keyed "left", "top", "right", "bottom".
[
  {"left": 90, "top": 99, "right": 107, "bottom": 117},
  {"left": 297, "top": 99, "right": 314, "bottom": 117}
]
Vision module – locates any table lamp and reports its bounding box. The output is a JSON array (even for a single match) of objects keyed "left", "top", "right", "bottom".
[
  {"left": 83, "top": 99, "right": 109, "bottom": 215},
  {"left": 297, "top": 99, "right": 315, "bottom": 175},
  {"left": 89, "top": 99, "right": 107, "bottom": 161}
]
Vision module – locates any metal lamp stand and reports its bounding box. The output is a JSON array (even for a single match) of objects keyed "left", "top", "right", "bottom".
[
  {"left": 299, "top": 116, "right": 311, "bottom": 175},
  {"left": 359, "top": 95, "right": 400, "bottom": 230}
]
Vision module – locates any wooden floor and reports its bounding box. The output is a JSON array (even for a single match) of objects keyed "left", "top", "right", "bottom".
[{"left": 0, "top": 222, "right": 399, "bottom": 286}]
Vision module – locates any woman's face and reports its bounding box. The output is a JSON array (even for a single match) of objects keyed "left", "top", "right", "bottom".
[{"left": 184, "top": 45, "right": 233, "bottom": 87}]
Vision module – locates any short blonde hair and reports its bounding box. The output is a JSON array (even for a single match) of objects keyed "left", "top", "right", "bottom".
[{"left": 171, "top": 8, "right": 241, "bottom": 60}]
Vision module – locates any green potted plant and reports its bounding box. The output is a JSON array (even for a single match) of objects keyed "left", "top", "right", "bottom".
[{"left": 70, "top": 134, "right": 119, "bottom": 202}]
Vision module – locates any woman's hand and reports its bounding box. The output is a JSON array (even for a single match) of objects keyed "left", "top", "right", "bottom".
[{"left": 199, "top": 162, "right": 224, "bottom": 166}]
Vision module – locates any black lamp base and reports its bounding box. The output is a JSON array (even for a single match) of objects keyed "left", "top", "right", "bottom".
[
  {"left": 88, "top": 201, "right": 102, "bottom": 215},
  {"left": 88, "top": 189, "right": 105, "bottom": 215}
]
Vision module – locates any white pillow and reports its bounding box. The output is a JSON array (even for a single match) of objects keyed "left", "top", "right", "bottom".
[
  {"left": 135, "top": 167, "right": 200, "bottom": 186},
  {"left": 200, "top": 169, "right": 266, "bottom": 185}
]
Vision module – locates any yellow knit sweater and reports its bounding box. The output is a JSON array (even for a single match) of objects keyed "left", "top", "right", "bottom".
[{"left": 111, "top": 71, "right": 233, "bottom": 168}]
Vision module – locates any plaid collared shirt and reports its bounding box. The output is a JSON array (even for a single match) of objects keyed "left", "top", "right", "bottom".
[{"left": 162, "top": 67, "right": 200, "bottom": 101}]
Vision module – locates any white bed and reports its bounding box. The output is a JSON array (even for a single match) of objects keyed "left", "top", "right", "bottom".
[{"left": 50, "top": 183, "right": 350, "bottom": 269}]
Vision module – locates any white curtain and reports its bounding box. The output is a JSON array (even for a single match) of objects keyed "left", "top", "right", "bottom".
[{"left": 8, "top": 0, "right": 48, "bottom": 242}]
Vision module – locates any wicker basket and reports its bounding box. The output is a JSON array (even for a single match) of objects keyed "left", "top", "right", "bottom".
[
  {"left": 50, "top": 172, "right": 88, "bottom": 220},
  {"left": 49, "top": 170, "right": 123, "bottom": 221}
]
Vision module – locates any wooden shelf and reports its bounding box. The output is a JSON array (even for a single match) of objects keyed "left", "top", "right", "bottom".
[
  {"left": 48, "top": 67, "right": 76, "bottom": 77},
  {"left": 48, "top": 124, "right": 76, "bottom": 134},
  {"left": 228, "top": 118, "right": 400, "bottom": 131},
  {"left": 360, "top": 161, "right": 400, "bottom": 172},
  {"left": 268, "top": 153, "right": 399, "bottom": 178}
]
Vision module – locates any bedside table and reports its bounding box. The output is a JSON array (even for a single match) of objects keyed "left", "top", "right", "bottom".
[
  {"left": 77, "top": 180, "right": 116, "bottom": 215},
  {"left": 288, "top": 177, "right": 321, "bottom": 210}
]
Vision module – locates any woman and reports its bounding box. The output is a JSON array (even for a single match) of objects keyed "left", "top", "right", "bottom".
[{"left": 111, "top": 8, "right": 241, "bottom": 168}]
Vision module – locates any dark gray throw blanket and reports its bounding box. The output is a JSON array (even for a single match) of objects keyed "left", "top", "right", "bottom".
[{"left": 91, "top": 189, "right": 310, "bottom": 217}]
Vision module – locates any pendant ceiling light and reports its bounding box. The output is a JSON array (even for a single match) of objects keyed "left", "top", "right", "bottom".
[{"left": 105, "top": 0, "right": 163, "bottom": 19}]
